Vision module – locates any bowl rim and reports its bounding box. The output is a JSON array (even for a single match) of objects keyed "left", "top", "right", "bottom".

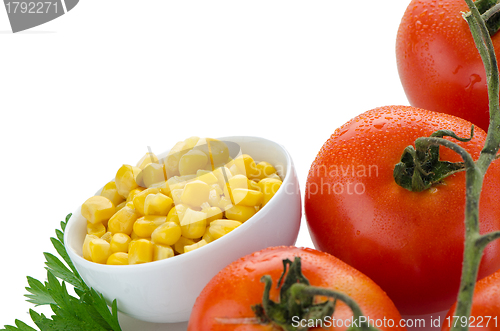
[{"left": 64, "top": 135, "right": 297, "bottom": 272}]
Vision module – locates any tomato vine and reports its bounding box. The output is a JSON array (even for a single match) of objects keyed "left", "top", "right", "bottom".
[{"left": 395, "top": 0, "right": 500, "bottom": 329}]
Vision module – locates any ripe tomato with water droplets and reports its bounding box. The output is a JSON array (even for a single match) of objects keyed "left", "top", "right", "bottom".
[
  {"left": 305, "top": 105, "right": 500, "bottom": 315},
  {"left": 187, "top": 246, "right": 405, "bottom": 331},
  {"left": 395, "top": 0, "right": 500, "bottom": 131}
]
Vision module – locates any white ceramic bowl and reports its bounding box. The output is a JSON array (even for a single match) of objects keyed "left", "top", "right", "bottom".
[{"left": 64, "top": 136, "right": 301, "bottom": 323}]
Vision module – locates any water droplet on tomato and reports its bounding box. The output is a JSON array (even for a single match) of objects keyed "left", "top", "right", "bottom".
[
  {"left": 453, "top": 65, "right": 463, "bottom": 75},
  {"left": 465, "top": 74, "right": 482, "bottom": 91},
  {"left": 244, "top": 266, "right": 256, "bottom": 273}
]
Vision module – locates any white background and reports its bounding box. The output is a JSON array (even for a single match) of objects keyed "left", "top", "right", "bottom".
[{"left": 0, "top": 0, "right": 431, "bottom": 329}]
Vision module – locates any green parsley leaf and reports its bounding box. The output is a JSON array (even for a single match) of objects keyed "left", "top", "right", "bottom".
[
  {"left": 1, "top": 214, "right": 123, "bottom": 331},
  {"left": 1, "top": 319, "right": 37, "bottom": 331},
  {"left": 44, "top": 252, "right": 84, "bottom": 291},
  {"left": 24, "top": 277, "right": 56, "bottom": 306}
]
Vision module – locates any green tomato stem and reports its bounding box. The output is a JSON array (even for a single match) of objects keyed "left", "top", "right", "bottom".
[
  {"left": 253, "top": 257, "right": 382, "bottom": 331},
  {"left": 476, "top": 230, "right": 500, "bottom": 248},
  {"left": 448, "top": 0, "right": 500, "bottom": 330},
  {"left": 290, "top": 284, "right": 379, "bottom": 331},
  {"left": 452, "top": 168, "right": 484, "bottom": 327},
  {"left": 473, "top": 0, "right": 499, "bottom": 14},
  {"left": 468, "top": 0, "right": 500, "bottom": 36},
  {"left": 393, "top": 131, "right": 474, "bottom": 192},
  {"left": 394, "top": 0, "right": 500, "bottom": 328}
]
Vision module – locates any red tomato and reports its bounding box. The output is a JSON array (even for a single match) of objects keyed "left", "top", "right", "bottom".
[
  {"left": 188, "top": 246, "right": 405, "bottom": 331},
  {"left": 396, "top": 0, "right": 499, "bottom": 132},
  {"left": 442, "top": 269, "right": 500, "bottom": 331},
  {"left": 304, "top": 106, "right": 500, "bottom": 315}
]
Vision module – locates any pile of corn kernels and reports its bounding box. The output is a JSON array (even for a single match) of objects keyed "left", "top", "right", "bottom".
[{"left": 81, "top": 137, "right": 283, "bottom": 265}]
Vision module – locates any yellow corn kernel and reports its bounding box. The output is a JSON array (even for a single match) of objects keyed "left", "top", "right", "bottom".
[
  {"left": 110, "top": 233, "right": 132, "bottom": 253},
  {"left": 207, "top": 183, "right": 222, "bottom": 205},
  {"left": 101, "top": 231, "right": 112, "bottom": 243},
  {"left": 208, "top": 220, "right": 242, "bottom": 240},
  {"left": 166, "top": 176, "right": 186, "bottom": 191},
  {"left": 194, "top": 138, "right": 230, "bottom": 168},
  {"left": 129, "top": 237, "right": 152, "bottom": 246},
  {"left": 136, "top": 163, "right": 166, "bottom": 188},
  {"left": 225, "top": 205, "right": 256, "bottom": 222},
  {"left": 233, "top": 154, "right": 259, "bottom": 179},
  {"left": 115, "top": 165, "right": 142, "bottom": 198},
  {"left": 184, "top": 239, "right": 208, "bottom": 253},
  {"left": 81, "top": 196, "right": 115, "bottom": 225},
  {"left": 164, "top": 140, "right": 194, "bottom": 178},
  {"left": 174, "top": 236, "right": 196, "bottom": 254},
  {"left": 153, "top": 244, "right": 174, "bottom": 261},
  {"left": 218, "top": 197, "right": 232, "bottom": 211},
  {"left": 115, "top": 201, "right": 127, "bottom": 212},
  {"left": 228, "top": 163, "right": 243, "bottom": 176},
  {"left": 171, "top": 189, "right": 184, "bottom": 205},
  {"left": 107, "top": 252, "right": 129, "bottom": 265},
  {"left": 100, "top": 181, "right": 125, "bottom": 207},
  {"left": 126, "top": 187, "right": 145, "bottom": 203},
  {"left": 144, "top": 193, "right": 173, "bottom": 216},
  {"left": 248, "top": 180, "right": 261, "bottom": 192},
  {"left": 132, "top": 187, "right": 161, "bottom": 216},
  {"left": 180, "top": 208, "right": 206, "bottom": 225},
  {"left": 254, "top": 161, "right": 277, "bottom": 181},
  {"left": 166, "top": 204, "right": 188, "bottom": 225},
  {"left": 202, "top": 206, "right": 223, "bottom": 223},
  {"left": 89, "top": 238, "right": 112, "bottom": 264},
  {"left": 107, "top": 206, "right": 138, "bottom": 235},
  {"left": 212, "top": 166, "right": 233, "bottom": 189},
  {"left": 223, "top": 174, "right": 250, "bottom": 198},
  {"left": 136, "top": 152, "right": 159, "bottom": 170},
  {"left": 184, "top": 136, "right": 201, "bottom": 149},
  {"left": 82, "top": 234, "right": 99, "bottom": 261},
  {"left": 87, "top": 221, "right": 106, "bottom": 237},
  {"left": 126, "top": 201, "right": 135, "bottom": 210},
  {"left": 181, "top": 180, "right": 210, "bottom": 207},
  {"left": 128, "top": 239, "right": 154, "bottom": 265},
  {"left": 180, "top": 210, "right": 207, "bottom": 239},
  {"left": 196, "top": 170, "right": 219, "bottom": 185},
  {"left": 202, "top": 230, "right": 216, "bottom": 243},
  {"left": 179, "top": 149, "right": 208, "bottom": 176},
  {"left": 133, "top": 215, "right": 167, "bottom": 238},
  {"left": 151, "top": 221, "right": 181, "bottom": 246},
  {"left": 228, "top": 174, "right": 250, "bottom": 190},
  {"left": 149, "top": 180, "right": 171, "bottom": 197},
  {"left": 232, "top": 188, "right": 264, "bottom": 207},
  {"left": 258, "top": 178, "right": 282, "bottom": 206}
]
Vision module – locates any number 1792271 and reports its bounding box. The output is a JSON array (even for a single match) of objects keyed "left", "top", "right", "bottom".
[
  {"left": 5, "top": 2, "right": 58, "bottom": 14},
  {"left": 445, "top": 316, "right": 498, "bottom": 328}
]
